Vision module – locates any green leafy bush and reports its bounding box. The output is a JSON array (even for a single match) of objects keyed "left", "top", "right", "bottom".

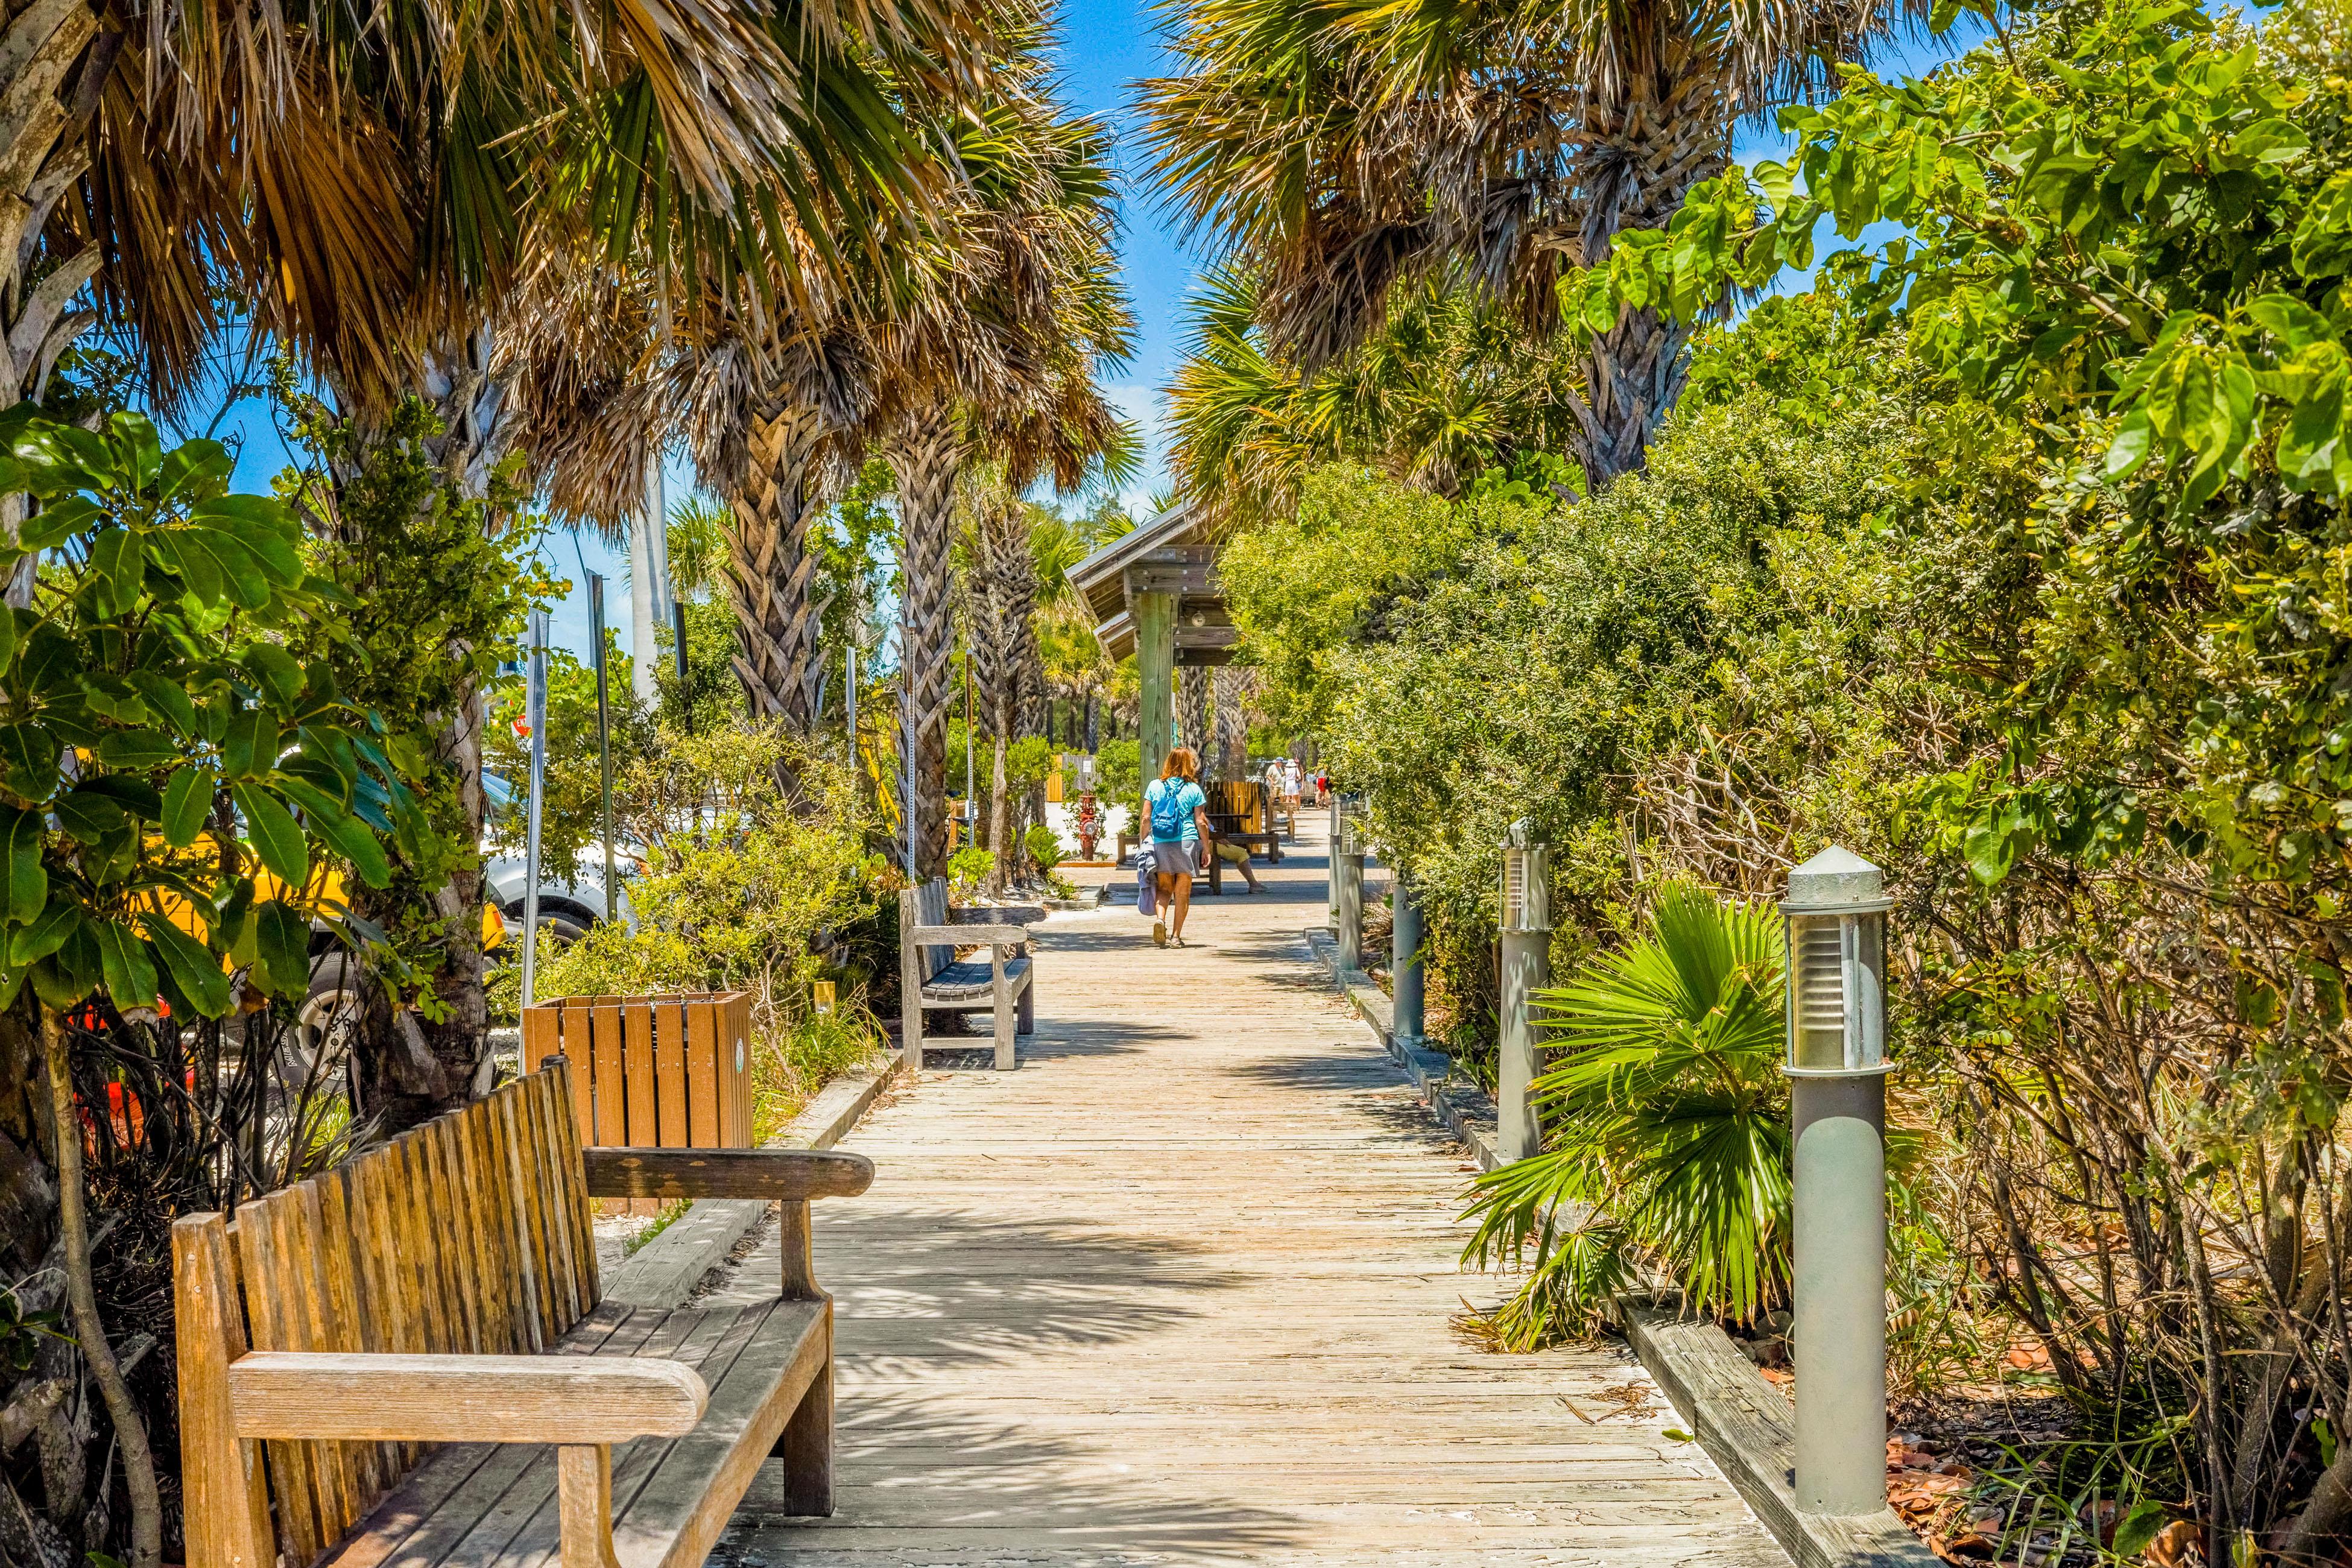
[
  {"left": 498, "top": 722, "right": 883, "bottom": 1125},
  {"left": 1094, "top": 738, "right": 1141, "bottom": 805},
  {"left": 0, "top": 408, "right": 417, "bottom": 1019},
  {"left": 947, "top": 845, "right": 995, "bottom": 897},
  {"left": 1023, "top": 823, "right": 1063, "bottom": 874}
]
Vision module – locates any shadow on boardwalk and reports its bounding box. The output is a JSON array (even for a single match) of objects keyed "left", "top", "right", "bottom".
[{"left": 708, "top": 823, "right": 1784, "bottom": 1567}]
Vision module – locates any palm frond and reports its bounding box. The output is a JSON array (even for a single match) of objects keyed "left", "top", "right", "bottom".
[{"left": 1461, "top": 883, "right": 1794, "bottom": 1343}]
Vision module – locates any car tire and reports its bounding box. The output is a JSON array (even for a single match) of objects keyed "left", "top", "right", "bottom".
[
  {"left": 506, "top": 911, "right": 590, "bottom": 949},
  {"left": 282, "top": 953, "right": 364, "bottom": 1105}
]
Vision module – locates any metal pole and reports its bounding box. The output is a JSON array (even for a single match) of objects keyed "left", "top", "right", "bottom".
[
  {"left": 589, "top": 577, "right": 615, "bottom": 924},
  {"left": 520, "top": 611, "right": 549, "bottom": 1011},
  {"left": 1335, "top": 843, "right": 1364, "bottom": 971},
  {"left": 1783, "top": 847, "right": 1894, "bottom": 1517},
  {"left": 1392, "top": 872, "right": 1424, "bottom": 1046},
  {"left": 1497, "top": 831, "right": 1550, "bottom": 1163},
  {"left": 965, "top": 656, "right": 976, "bottom": 845},
  {"left": 670, "top": 599, "right": 692, "bottom": 735},
  {"left": 1326, "top": 794, "right": 1342, "bottom": 933},
  {"left": 1792, "top": 1075, "right": 1888, "bottom": 1514}
]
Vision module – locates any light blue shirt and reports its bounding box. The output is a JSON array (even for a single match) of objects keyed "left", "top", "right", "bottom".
[{"left": 1146, "top": 777, "right": 1207, "bottom": 843}]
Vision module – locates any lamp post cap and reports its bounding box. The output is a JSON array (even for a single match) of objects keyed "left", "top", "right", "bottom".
[
  {"left": 1782, "top": 846, "right": 1891, "bottom": 913},
  {"left": 1505, "top": 818, "right": 1544, "bottom": 850}
]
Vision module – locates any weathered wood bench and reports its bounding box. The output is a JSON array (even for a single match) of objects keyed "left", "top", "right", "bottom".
[
  {"left": 174, "top": 1061, "right": 872, "bottom": 1568},
  {"left": 1206, "top": 780, "right": 1283, "bottom": 865},
  {"left": 899, "top": 876, "right": 1038, "bottom": 1071}
]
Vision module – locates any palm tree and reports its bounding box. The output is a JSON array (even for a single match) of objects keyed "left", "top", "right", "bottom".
[
  {"left": 878, "top": 72, "right": 1136, "bottom": 878},
  {"left": 1168, "top": 270, "right": 1585, "bottom": 527},
  {"left": 1459, "top": 884, "right": 1791, "bottom": 1348},
  {"left": 1142, "top": 0, "right": 1926, "bottom": 481}
]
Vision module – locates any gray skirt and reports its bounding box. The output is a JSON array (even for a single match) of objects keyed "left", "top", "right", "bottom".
[{"left": 1150, "top": 841, "right": 1197, "bottom": 878}]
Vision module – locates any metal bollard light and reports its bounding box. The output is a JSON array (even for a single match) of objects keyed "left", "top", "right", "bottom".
[
  {"left": 1334, "top": 802, "right": 1365, "bottom": 973},
  {"left": 1392, "top": 873, "right": 1424, "bottom": 1048},
  {"left": 1327, "top": 794, "right": 1345, "bottom": 933},
  {"left": 1781, "top": 846, "right": 1895, "bottom": 1517},
  {"left": 1497, "top": 821, "right": 1551, "bottom": 1163}
]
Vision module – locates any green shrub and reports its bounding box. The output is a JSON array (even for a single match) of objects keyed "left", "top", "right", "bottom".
[
  {"left": 1095, "top": 738, "right": 1141, "bottom": 805},
  {"left": 496, "top": 721, "right": 883, "bottom": 1130},
  {"left": 947, "top": 845, "right": 995, "bottom": 897},
  {"left": 1023, "top": 823, "right": 1063, "bottom": 873}
]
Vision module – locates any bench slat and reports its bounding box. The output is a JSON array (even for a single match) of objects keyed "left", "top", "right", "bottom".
[
  {"left": 922, "top": 956, "right": 1034, "bottom": 1002},
  {"left": 323, "top": 1301, "right": 822, "bottom": 1568},
  {"left": 233, "top": 1190, "right": 323, "bottom": 1565}
]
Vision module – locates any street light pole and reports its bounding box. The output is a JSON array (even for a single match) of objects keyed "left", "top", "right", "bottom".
[
  {"left": 589, "top": 576, "right": 615, "bottom": 924},
  {"left": 1781, "top": 846, "right": 1895, "bottom": 1517},
  {"left": 520, "top": 611, "right": 549, "bottom": 1011}
]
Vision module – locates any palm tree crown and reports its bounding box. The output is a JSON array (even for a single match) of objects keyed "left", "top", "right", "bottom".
[{"left": 1141, "top": 0, "right": 1926, "bottom": 479}]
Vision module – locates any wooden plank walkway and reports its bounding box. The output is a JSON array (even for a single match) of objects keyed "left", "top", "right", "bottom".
[{"left": 707, "top": 817, "right": 1784, "bottom": 1567}]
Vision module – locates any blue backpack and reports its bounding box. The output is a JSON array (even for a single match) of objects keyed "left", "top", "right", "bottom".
[{"left": 1148, "top": 779, "right": 1192, "bottom": 840}]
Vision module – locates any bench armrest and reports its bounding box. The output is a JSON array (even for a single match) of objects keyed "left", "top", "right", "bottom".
[
  {"left": 583, "top": 1146, "right": 875, "bottom": 1202},
  {"left": 909, "top": 923, "right": 1028, "bottom": 946},
  {"left": 227, "top": 1351, "right": 708, "bottom": 1443}
]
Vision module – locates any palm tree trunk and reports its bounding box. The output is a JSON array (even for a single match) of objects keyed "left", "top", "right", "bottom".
[
  {"left": 1179, "top": 665, "right": 1210, "bottom": 769},
  {"left": 1572, "top": 118, "right": 1728, "bottom": 484},
  {"left": 723, "top": 405, "right": 829, "bottom": 730},
  {"left": 347, "top": 331, "right": 511, "bottom": 1128},
  {"left": 1214, "top": 666, "right": 1248, "bottom": 780},
  {"left": 1577, "top": 309, "right": 1695, "bottom": 484},
  {"left": 888, "top": 402, "right": 962, "bottom": 879},
  {"left": 987, "top": 686, "right": 1011, "bottom": 896}
]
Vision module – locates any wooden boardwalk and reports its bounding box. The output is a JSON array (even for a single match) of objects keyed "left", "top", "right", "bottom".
[{"left": 707, "top": 819, "right": 1783, "bottom": 1567}]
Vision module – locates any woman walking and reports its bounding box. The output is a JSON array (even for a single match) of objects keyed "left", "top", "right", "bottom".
[{"left": 1143, "top": 746, "right": 1212, "bottom": 947}]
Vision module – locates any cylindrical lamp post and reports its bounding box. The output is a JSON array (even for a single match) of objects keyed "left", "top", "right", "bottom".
[
  {"left": 1333, "top": 800, "right": 1365, "bottom": 972},
  {"left": 1497, "top": 822, "right": 1550, "bottom": 1162},
  {"left": 1781, "top": 847, "right": 1895, "bottom": 1517},
  {"left": 1392, "top": 873, "right": 1424, "bottom": 1048}
]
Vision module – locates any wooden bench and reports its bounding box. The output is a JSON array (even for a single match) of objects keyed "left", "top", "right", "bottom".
[
  {"left": 899, "top": 876, "right": 1039, "bottom": 1071},
  {"left": 174, "top": 1061, "right": 872, "bottom": 1568},
  {"left": 1206, "top": 780, "right": 1283, "bottom": 865}
]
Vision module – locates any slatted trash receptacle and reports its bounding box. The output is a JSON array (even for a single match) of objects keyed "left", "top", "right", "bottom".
[{"left": 520, "top": 991, "right": 755, "bottom": 1213}]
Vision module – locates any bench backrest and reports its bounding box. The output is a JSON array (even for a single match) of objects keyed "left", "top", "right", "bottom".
[
  {"left": 1206, "top": 779, "right": 1266, "bottom": 835},
  {"left": 173, "top": 1066, "right": 599, "bottom": 1568},
  {"left": 520, "top": 991, "right": 754, "bottom": 1149},
  {"left": 900, "top": 877, "right": 953, "bottom": 982}
]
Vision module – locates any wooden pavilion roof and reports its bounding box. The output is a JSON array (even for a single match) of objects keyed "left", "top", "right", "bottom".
[{"left": 1063, "top": 501, "right": 1236, "bottom": 666}]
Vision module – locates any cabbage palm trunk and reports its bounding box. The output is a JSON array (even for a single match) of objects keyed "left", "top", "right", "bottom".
[
  {"left": 723, "top": 405, "right": 830, "bottom": 729},
  {"left": 344, "top": 332, "right": 513, "bottom": 1127},
  {"left": 970, "top": 486, "right": 1035, "bottom": 891},
  {"left": 1179, "top": 665, "right": 1210, "bottom": 768},
  {"left": 889, "top": 399, "right": 963, "bottom": 878},
  {"left": 1213, "top": 666, "right": 1248, "bottom": 779}
]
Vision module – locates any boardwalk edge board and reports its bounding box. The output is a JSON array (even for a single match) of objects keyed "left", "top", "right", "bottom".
[
  {"left": 1625, "top": 1306, "right": 1938, "bottom": 1568},
  {"left": 602, "top": 1057, "right": 905, "bottom": 1309},
  {"left": 1304, "top": 927, "right": 1503, "bottom": 1171},
  {"left": 1307, "top": 926, "right": 1936, "bottom": 1568}
]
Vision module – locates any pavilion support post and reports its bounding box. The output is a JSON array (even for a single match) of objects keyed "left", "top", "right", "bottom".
[{"left": 1133, "top": 589, "right": 1177, "bottom": 837}]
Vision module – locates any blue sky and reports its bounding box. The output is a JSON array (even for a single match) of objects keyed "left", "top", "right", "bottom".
[{"left": 211, "top": 4, "right": 1991, "bottom": 665}]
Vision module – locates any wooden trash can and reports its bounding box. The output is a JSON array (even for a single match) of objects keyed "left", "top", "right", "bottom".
[{"left": 520, "top": 991, "right": 755, "bottom": 1213}]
